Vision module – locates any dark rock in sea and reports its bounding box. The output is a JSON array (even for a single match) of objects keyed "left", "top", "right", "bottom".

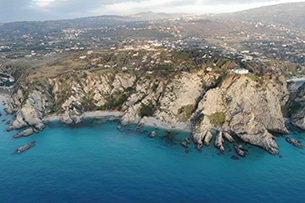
[
  {"left": 185, "top": 137, "right": 191, "bottom": 144},
  {"left": 279, "top": 155, "right": 283, "bottom": 158},
  {"left": 5, "top": 120, "right": 10, "bottom": 125},
  {"left": 217, "top": 151, "right": 224, "bottom": 156},
  {"left": 231, "top": 155, "right": 240, "bottom": 160},
  {"left": 149, "top": 131, "right": 157, "bottom": 138},
  {"left": 233, "top": 144, "right": 247, "bottom": 157},
  {"left": 196, "top": 143, "right": 203, "bottom": 150},
  {"left": 160, "top": 133, "right": 177, "bottom": 146},
  {"left": 299, "top": 151, "right": 305, "bottom": 155},
  {"left": 196, "top": 147, "right": 202, "bottom": 153},
  {"left": 13, "top": 128, "right": 35, "bottom": 139},
  {"left": 185, "top": 149, "right": 191, "bottom": 154},
  {"left": 285, "top": 137, "right": 304, "bottom": 148},
  {"left": 15, "top": 141, "right": 36, "bottom": 153},
  {"left": 181, "top": 141, "right": 188, "bottom": 148}
]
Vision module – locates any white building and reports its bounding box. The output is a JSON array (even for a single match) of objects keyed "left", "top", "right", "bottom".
[{"left": 232, "top": 68, "right": 249, "bottom": 75}]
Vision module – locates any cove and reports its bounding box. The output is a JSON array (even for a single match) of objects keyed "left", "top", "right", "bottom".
[{"left": 0, "top": 106, "right": 305, "bottom": 203}]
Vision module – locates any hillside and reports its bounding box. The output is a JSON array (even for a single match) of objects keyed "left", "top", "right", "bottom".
[
  {"left": 1, "top": 3, "right": 305, "bottom": 156},
  {"left": 225, "top": 2, "right": 305, "bottom": 30},
  {"left": 2, "top": 48, "right": 300, "bottom": 155}
]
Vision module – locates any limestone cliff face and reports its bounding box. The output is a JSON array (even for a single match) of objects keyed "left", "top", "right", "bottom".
[
  {"left": 192, "top": 75, "right": 289, "bottom": 154},
  {"left": 6, "top": 68, "right": 290, "bottom": 154},
  {"left": 290, "top": 83, "right": 305, "bottom": 130},
  {"left": 6, "top": 84, "right": 54, "bottom": 131},
  {"left": 121, "top": 72, "right": 206, "bottom": 128}
]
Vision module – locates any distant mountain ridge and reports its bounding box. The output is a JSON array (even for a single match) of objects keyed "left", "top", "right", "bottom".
[
  {"left": 127, "top": 11, "right": 186, "bottom": 21},
  {"left": 225, "top": 2, "right": 305, "bottom": 30},
  {"left": 1, "top": 2, "right": 305, "bottom": 33}
]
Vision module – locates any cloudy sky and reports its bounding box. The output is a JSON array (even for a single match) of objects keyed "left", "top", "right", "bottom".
[{"left": 0, "top": 0, "right": 304, "bottom": 23}]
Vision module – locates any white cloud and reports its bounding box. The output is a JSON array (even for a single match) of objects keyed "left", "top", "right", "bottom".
[
  {"left": 1, "top": 0, "right": 305, "bottom": 22},
  {"left": 90, "top": 0, "right": 305, "bottom": 15},
  {"left": 31, "top": 0, "right": 56, "bottom": 9},
  {"left": 91, "top": 0, "right": 187, "bottom": 15}
]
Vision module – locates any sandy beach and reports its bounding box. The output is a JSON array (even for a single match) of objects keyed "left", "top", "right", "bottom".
[
  {"left": 42, "top": 110, "right": 124, "bottom": 123},
  {"left": 0, "top": 94, "right": 9, "bottom": 105},
  {"left": 138, "top": 116, "right": 192, "bottom": 132},
  {"left": 42, "top": 110, "right": 191, "bottom": 132}
]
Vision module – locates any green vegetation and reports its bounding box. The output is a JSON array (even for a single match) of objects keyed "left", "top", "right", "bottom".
[
  {"left": 102, "top": 93, "right": 129, "bottom": 111},
  {"left": 289, "top": 101, "right": 303, "bottom": 115},
  {"left": 139, "top": 100, "right": 156, "bottom": 117},
  {"left": 248, "top": 74, "right": 264, "bottom": 87},
  {"left": 81, "top": 90, "right": 96, "bottom": 111},
  {"left": 178, "top": 104, "right": 195, "bottom": 122},
  {"left": 209, "top": 112, "right": 226, "bottom": 127}
]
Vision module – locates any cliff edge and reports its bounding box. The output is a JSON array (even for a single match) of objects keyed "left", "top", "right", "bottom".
[{"left": 3, "top": 49, "right": 293, "bottom": 155}]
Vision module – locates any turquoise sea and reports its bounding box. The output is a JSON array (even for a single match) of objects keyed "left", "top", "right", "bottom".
[{"left": 1, "top": 105, "right": 305, "bottom": 203}]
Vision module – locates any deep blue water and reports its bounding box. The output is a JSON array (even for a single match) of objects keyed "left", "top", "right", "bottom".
[{"left": 1, "top": 106, "right": 305, "bottom": 203}]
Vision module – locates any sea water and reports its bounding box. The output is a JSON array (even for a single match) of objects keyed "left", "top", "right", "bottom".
[{"left": 0, "top": 106, "right": 305, "bottom": 203}]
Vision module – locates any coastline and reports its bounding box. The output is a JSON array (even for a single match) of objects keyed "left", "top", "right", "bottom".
[
  {"left": 42, "top": 110, "right": 124, "bottom": 123},
  {"left": 42, "top": 110, "right": 192, "bottom": 132},
  {"left": 138, "top": 116, "right": 192, "bottom": 133}
]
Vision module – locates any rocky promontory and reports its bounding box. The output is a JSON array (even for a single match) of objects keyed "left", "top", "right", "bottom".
[
  {"left": 290, "top": 82, "right": 305, "bottom": 130},
  {"left": 2, "top": 49, "right": 301, "bottom": 155}
]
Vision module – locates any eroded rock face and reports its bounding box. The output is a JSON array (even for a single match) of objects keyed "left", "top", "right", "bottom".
[
  {"left": 6, "top": 66, "right": 290, "bottom": 155},
  {"left": 290, "top": 83, "right": 305, "bottom": 130},
  {"left": 7, "top": 88, "right": 53, "bottom": 131},
  {"left": 193, "top": 75, "right": 289, "bottom": 154}
]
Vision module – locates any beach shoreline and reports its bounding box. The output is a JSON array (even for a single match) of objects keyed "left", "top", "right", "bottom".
[
  {"left": 0, "top": 94, "right": 9, "bottom": 105},
  {"left": 42, "top": 110, "right": 124, "bottom": 123},
  {"left": 1, "top": 93, "right": 191, "bottom": 133},
  {"left": 42, "top": 110, "right": 192, "bottom": 132}
]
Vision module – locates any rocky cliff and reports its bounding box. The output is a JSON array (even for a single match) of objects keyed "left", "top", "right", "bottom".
[
  {"left": 192, "top": 75, "right": 289, "bottom": 154},
  {"left": 290, "top": 82, "right": 305, "bottom": 130},
  {"left": 4, "top": 49, "right": 293, "bottom": 155}
]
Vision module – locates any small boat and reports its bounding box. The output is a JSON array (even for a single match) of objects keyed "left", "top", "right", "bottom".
[{"left": 15, "top": 141, "right": 36, "bottom": 153}]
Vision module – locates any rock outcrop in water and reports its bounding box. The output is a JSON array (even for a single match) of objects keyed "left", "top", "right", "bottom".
[{"left": 3, "top": 50, "right": 294, "bottom": 155}]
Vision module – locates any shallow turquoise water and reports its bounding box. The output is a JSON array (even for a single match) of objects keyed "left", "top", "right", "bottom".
[{"left": 0, "top": 106, "right": 305, "bottom": 203}]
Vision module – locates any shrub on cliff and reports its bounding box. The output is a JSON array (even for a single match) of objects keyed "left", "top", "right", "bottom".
[
  {"left": 209, "top": 112, "right": 226, "bottom": 127},
  {"left": 139, "top": 100, "right": 156, "bottom": 117}
]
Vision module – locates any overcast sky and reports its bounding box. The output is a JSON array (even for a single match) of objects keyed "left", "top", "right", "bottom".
[{"left": 0, "top": 0, "right": 304, "bottom": 23}]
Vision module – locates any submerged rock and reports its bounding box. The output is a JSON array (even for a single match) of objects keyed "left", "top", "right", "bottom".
[
  {"left": 149, "top": 131, "right": 157, "bottom": 138},
  {"left": 196, "top": 143, "right": 203, "bottom": 150},
  {"left": 285, "top": 137, "right": 304, "bottom": 148},
  {"left": 181, "top": 141, "right": 188, "bottom": 148},
  {"left": 185, "top": 137, "right": 191, "bottom": 144},
  {"left": 231, "top": 155, "right": 240, "bottom": 160}
]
